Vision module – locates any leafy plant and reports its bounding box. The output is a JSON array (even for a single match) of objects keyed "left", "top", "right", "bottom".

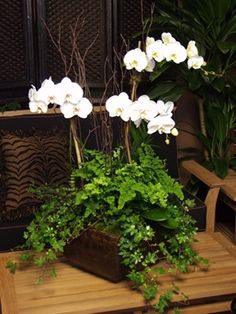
[
  {"left": 143, "top": 0, "right": 236, "bottom": 177},
  {"left": 203, "top": 98, "right": 236, "bottom": 176},
  {"left": 10, "top": 144, "right": 207, "bottom": 311},
  {"left": 6, "top": 15, "right": 209, "bottom": 312}
]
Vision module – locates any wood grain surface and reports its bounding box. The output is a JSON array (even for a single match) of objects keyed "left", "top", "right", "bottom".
[{"left": 1, "top": 232, "right": 236, "bottom": 314}]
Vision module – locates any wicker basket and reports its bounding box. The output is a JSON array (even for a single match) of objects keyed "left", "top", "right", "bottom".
[{"left": 64, "top": 228, "right": 127, "bottom": 283}]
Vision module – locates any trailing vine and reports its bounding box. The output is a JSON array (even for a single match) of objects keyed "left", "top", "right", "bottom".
[{"left": 7, "top": 144, "right": 208, "bottom": 312}]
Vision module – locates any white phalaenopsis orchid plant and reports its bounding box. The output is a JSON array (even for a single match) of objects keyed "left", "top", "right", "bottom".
[
  {"left": 29, "top": 77, "right": 93, "bottom": 119},
  {"left": 29, "top": 77, "right": 177, "bottom": 137},
  {"left": 105, "top": 93, "right": 176, "bottom": 135},
  {"left": 20, "top": 28, "right": 208, "bottom": 313},
  {"left": 123, "top": 32, "right": 205, "bottom": 72},
  {"left": 28, "top": 32, "right": 204, "bottom": 164}
]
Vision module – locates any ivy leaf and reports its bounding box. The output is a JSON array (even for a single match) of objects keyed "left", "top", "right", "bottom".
[
  {"left": 143, "top": 285, "right": 158, "bottom": 300},
  {"left": 153, "top": 266, "right": 166, "bottom": 274},
  {"left": 34, "top": 256, "right": 46, "bottom": 267},
  {"left": 6, "top": 260, "right": 16, "bottom": 274},
  {"left": 19, "top": 252, "right": 31, "bottom": 262},
  {"left": 35, "top": 277, "right": 44, "bottom": 285},
  {"left": 50, "top": 267, "right": 57, "bottom": 278},
  {"left": 47, "top": 249, "right": 57, "bottom": 261}
]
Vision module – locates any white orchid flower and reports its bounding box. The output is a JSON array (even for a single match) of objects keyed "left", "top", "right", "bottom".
[
  {"left": 146, "top": 36, "right": 155, "bottom": 47},
  {"left": 36, "top": 77, "right": 57, "bottom": 105},
  {"left": 186, "top": 41, "right": 199, "bottom": 58},
  {"left": 156, "top": 100, "right": 174, "bottom": 116},
  {"left": 60, "top": 102, "right": 75, "bottom": 119},
  {"left": 146, "top": 39, "right": 166, "bottom": 63},
  {"left": 161, "top": 32, "right": 176, "bottom": 45},
  {"left": 145, "top": 58, "right": 156, "bottom": 72},
  {"left": 28, "top": 85, "right": 37, "bottom": 101},
  {"left": 133, "top": 118, "right": 142, "bottom": 128},
  {"left": 165, "top": 42, "right": 187, "bottom": 64},
  {"left": 60, "top": 97, "right": 93, "bottom": 119},
  {"left": 105, "top": 92, "right": 132, "bottom": 122},
  {"left": 147, "top": 115, "right": 175, "bottom": 134},
  {"left": 54, "top": 77, "right": 83, "bottom": 105},
  {"left": 130, "top": 95, "right": 158, "bottom": 122},
  {"left": 28, "top": 85, "right": 49, "bottom": 113},
  {"left": 187, "top": 55, "right": 205, "bottom": 69},
  {"left": 76, "top": 97, "right": 93, "bottom": 118},
  {"left": 29, "top": 101, "right": 48, "bottom": 114},
  {"left": 123, "top": 48, "right": 148, "bottom": 72}
]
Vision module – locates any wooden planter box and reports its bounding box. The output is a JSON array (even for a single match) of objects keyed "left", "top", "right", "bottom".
[
  {"left": 63, "top": 192, "right": 206, "bottom": 284},
  {"left": 64, "top": 228, "right": 127, "bottom": 283}
]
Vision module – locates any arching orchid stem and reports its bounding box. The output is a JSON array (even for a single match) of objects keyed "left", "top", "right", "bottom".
[
  {"left": 124, "top": 73, "right": 141, "bottom": 163},
  {"left": 131, "top": 79, "right": 138, "bottom": 101},
  {"left": 70, "top": 118, "right": 83, "bottom": 168},
  {"left": 124, "top": 121, "right": 132, "bottom": 163}
]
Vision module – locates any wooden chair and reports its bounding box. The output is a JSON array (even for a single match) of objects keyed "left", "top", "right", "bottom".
[{"left": 182, "top": 160, "right": 236, "bottom": 242}]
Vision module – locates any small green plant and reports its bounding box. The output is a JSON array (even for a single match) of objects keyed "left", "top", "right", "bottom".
[
  {"left": 9, "top": 144, "right": 207, "bottom": 312},
  {"left": 0, "top": 102, "right": 21, "bottom": 112}
]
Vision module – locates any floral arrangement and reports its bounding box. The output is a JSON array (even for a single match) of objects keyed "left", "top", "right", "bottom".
[
  {"left": 8, "top": 32, "right": 207, "bottom": 313},
  {"left": 28, "top": 32, "right": 204, "bottom": 138}
]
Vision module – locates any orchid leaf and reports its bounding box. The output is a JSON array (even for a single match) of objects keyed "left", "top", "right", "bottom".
[
  {"left": 142, "top": 208, "right": 168, "bottom": 222},
  {"left": 213, "top": 158, "right": 228, "bottom": 179},
  {"left": 160, "top": 218, "right": 179, "bottom": 229}
]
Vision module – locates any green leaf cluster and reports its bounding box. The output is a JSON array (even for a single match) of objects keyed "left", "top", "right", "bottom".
[
  {"left": 143, "top": 0, "right": 236, "bottom": 178},
  {"left": 146, "top": 0, "right": 236, "bottom": 101},
  {"left": 9, "top": 144, "right": 204, "bottom": 313}
]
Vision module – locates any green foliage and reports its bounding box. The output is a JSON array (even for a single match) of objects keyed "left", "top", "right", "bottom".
[
  {"left": 0, "top": 102, "right": 21, "bottom": 112},
  {"left": 6, "top": 260, "right": 16, "bottom": 274},
  {"left": 147, "top": 0, "right": 236, "bottom": 100},
  {"left": 144, "top": 0, "right": 236, "bottom": 178},
  {"left": 8, "top": 144, "right": 204, "bottom": 312},
  {"left": 154, "top": 288, "right": 174, "bottom": 313},
  {"left": 182, "top": 96, "right": 236, "bottom": 178}
]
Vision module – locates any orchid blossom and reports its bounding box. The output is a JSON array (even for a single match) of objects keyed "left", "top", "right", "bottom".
[
  {"left": 146, "top": 38, "right": 166, "bottom": 63},
  {"left": 36, "top": 77, "right": 57, "bottom": 105},
  {"left": 145, "top": 58, "right": 156, "bottom": 72},
  {"left": 147, "top": 115, "right": 175, "bottom": 135},
  {"left": 186, "top": 41, "right": 199, "bottom": 58},
  {"left": 29, "top": 100, "right": 48, "bottom": 114},
  {"left": 187, "top": 55, "right": 205, "bottom": 69},
  {"left": 105, "top": 92, "right": 132, "bottom": 122},
  {"left": 54, "top": 77, "right": 83, "bottom": 105},
  {"left": 123, "top": 48, "right": 148, "bottom": 72},
  {"left": 161, "top": 32, "right": 177, "bottom": 45},
  {"left": 130, "top": 95, "right": 158, "bottom": 123},
  {"left": 60, "top": 98, "right": 93, "bottom": 119},
  {"left": 156, "top": 100, "right": 174, "bottom": 116},
  {"left": 164, "top": 42, "right": 187, "bottom": 64},
  {"left": 28, "top": 85, "right": 48, "bottom": 113}
]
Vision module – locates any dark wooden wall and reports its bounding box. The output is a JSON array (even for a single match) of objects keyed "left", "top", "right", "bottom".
[{"left": 0, "top": 0, "right": 152, "bottom": 106}]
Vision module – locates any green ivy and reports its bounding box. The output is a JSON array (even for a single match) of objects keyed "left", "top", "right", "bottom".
[{"left": 8, "top": 144, "right": 205, "bottom": 312}]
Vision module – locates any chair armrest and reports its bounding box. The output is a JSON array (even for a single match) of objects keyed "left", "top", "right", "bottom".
[
  {"left": 181, "top": 160, "right": 224, "bottom": 188},
  {"left": 181, "top": 160, "right": 223, "bottom": 233}
]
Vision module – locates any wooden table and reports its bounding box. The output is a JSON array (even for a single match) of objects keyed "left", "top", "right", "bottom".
[{"left": 1, "top": 232, "right": 236, "bottom": 314}]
